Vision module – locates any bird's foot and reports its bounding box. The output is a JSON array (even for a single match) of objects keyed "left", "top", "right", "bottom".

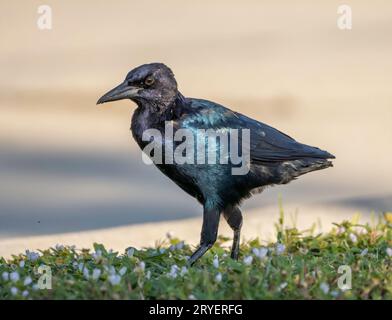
[
  {"left": 188, "top": 244, "right": 211, "bottom": 266},
  {"left": 230, "top": 248, "right": 239, "bottom": 260}
]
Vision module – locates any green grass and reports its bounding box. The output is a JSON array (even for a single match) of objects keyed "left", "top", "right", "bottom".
[{"left": 1, "top": 212, "right": 392, "bottom": 300}]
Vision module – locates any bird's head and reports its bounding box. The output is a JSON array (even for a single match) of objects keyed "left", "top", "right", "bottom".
[{"left": 97, "top": 63, "right": 178, "bottom": 107}]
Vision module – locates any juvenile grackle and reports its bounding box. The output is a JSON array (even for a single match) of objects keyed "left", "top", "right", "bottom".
[{"left": 97, "top": 63, "right": 335, "bottom": 265}]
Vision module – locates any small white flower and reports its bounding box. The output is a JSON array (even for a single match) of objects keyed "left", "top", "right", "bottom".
[
  {"left": 175, "top": 241, "right": 185, "bottom": 250},
  {"left": 320, "top": 282, "right": 330, "bottom": 294},
  {"left": 55, "top": 244, "right": 64, "bottom": 251},
  {"left": 126, "top": 248, "right": 135, "bottom": 257},
  {"left": 166, "top": 231, "right": 174, "bottom": 239},
  {"left": 349, "top": 233, "right": 358, "bottom": 243},
  {"left": 278, "top": 282, "right": 288, "bottom": 291},
  {"left": 215, "top": 272, "right": 222, "bottom": 282},
  {"left": 24, "top": 276, "right": 33, "bottom": 286},
  {"left": 119, "top": 266, "right": 127, "bottom": 276},
  {"left": 212, "top": 255, "right": 219, "bottom": 268},
  {"left": 108, "top": 274, "right": 121, "bottom": 285},
  {"left": 243, "top": 255, "right": 253, "bottom": 266},
  {"left": 146, "top": 270, "right": 151, "bottom": 280},
  {"left": 337, "top": 226, "right": 346, "bottom": 235},
  {"left": 134, "top": 261, "right": 146, "bottom": 273},
  {"left": 168, "top": 272, "right": 177, "bottom": 279},
  {"left": 2, "top": 271, "right": 9, "bottom": 281},
  {"left": 103, "top": 264, "right": 116, "bottom": 274},
  {"left": 360, "top": 248, "right": 368, "bottom": 256},
  {"left": 92, "top": 250, "right": 102, "bottom": 260},
  {"left": 180, "top": 266, "right": 188, "bottom": 276},
  {"left": 92, "top": 268, "right": 101, "bottom": 280},
  {"left": 188, "top": 294, "right": 197, "bottom": 300},
  {"left": 78, "top": 262, "right": 84, "bottom": 272},
  {"left": 19, "top": 260, "right": 25, "bottom": 268},
  {"left": 358, "top": 228, "right": 367, "bottom": 235},
  {"left": 83, "top": 268, "right": 90, "bottom": 280},
  {"left": 22, "top": 290, "right": 29, "bottom": 297},
  {"left": 108, "top": 266, "right": 116, "bottom": 275},
  {"left": 276, "top": 243, "right": 286, "bottom": 255},
  {"left": 386, "top": 247, "right": 392, "bottom": 257},
  {"left": 10, "top": 287, "right": 18, "bottom": 296},
  {"left": 330, "top": 290, "right": 339, "bottom": 298},
  {"left": 253, "top": 247, "right": 268, "bottom": 259},
  {"left": 10, "top": 271, "right": 20, "bottom": 282},
  {"left": 168, "top": 265, "right": 179, "bottom": 278},
  {"left": 25, "top": 250, "right": 40, "bottom": 261}
]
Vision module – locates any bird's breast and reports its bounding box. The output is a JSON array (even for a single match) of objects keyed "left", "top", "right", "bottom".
[{"left": 131, "top": 107, "right": 163, "bottom": 148}]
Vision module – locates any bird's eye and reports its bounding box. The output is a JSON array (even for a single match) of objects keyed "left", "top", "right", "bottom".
[{"left": 144, "top": 76, "right": 155, "bottom": 86}]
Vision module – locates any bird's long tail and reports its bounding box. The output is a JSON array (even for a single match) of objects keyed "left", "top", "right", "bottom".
[{"left": 278, "top": 158, "right": 333, "bottom": 184}]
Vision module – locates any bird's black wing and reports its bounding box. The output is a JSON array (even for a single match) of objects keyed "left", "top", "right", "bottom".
[{"left": 179, "top": 98, "right": 335, "bottom": 163}]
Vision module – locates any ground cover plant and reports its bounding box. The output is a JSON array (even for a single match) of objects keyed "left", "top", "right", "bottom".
[{"left": 1, "top": 210, "right": 392, "bottom": 299}]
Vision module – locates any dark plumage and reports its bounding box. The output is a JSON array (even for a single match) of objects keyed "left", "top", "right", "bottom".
[{"left": 97, "top": 63, "right": 335, "bottom": 265}]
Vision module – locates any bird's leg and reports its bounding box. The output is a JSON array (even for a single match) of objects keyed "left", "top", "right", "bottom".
[
  {"left": 188, "top": 206, "right": 220, "bottom": 266},
  {"left": 223, "top": 205, "right": 243, "bottom": 260}
]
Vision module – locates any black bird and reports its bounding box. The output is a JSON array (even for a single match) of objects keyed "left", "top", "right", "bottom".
[{"left": 97, "top": 63, "right": 335, "bottom": 265}]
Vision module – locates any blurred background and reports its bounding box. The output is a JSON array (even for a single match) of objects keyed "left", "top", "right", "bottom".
[{"left": 1, "top": 0, "right": 391, "bottom": 241}]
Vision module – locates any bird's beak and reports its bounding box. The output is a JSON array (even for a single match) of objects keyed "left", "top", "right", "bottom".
[{"left": 97, "top": 81, "right": 140, "bottom": 105}]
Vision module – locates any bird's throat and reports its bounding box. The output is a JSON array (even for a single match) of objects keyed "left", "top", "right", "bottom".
[{"left": 130, "top": 92, "right": 187, "bottom": 149}]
